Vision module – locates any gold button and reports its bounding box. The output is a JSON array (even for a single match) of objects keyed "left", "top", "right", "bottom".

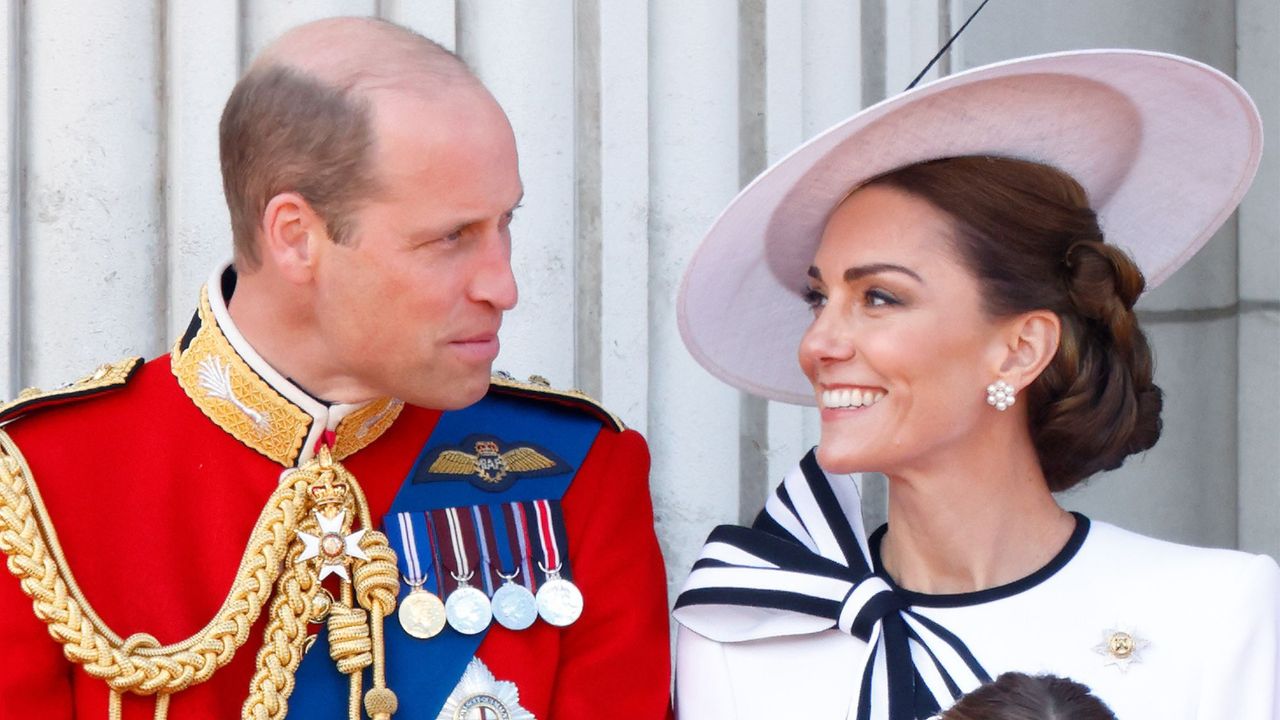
[
  {"left": 1108, "top": 631, "right": 1134, "bottom": 659},
  {"left": 310, "top": 588, "right": 334, "bottom": 625}
]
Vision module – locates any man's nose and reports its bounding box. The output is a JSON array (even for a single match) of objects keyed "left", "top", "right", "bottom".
[{"left": 470, "top": 230, "right": 518, "bottom": 311}]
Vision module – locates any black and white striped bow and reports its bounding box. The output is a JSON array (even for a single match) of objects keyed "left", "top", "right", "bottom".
[{"left": 673, "top": 450, "right": 991, "bottom": 720}]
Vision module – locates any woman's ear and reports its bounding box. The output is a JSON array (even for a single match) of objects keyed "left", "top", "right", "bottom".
[{"left": 998, "top": 310, "right": 1061, "bottom": 388}]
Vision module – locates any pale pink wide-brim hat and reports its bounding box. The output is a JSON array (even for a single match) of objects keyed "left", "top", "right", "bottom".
[{"left": 677, "top": 49, "right": 1263, "bottom": 406}]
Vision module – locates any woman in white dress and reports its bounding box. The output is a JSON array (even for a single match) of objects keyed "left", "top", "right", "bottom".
[{"left": 671, "top": 50, "right": 1279, "bottom": 720}]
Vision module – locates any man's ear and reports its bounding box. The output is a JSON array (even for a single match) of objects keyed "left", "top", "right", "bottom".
[
  {"left": 258, "top": 192, "right": 329, "bottom": 284},
  {"left": 998, "top": 310, "right": 1061, "bottom": 389}
]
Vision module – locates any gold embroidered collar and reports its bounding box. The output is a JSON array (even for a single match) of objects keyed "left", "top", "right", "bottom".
[{"left": 171, "top": 266, "right": 403, "bottom": 467}]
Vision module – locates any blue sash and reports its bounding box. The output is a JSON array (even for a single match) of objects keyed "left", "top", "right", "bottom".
[{"left": 289, "top": 392, "right": 602, "bottom": 718}]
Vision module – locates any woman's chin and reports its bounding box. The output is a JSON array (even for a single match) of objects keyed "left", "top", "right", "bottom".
[{"left": 814, "top": 443, "right": 869, "bottom": 475}]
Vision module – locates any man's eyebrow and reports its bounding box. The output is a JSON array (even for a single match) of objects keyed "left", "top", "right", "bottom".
[{"left": 430, "top": 191, "right": 527, "bottom": 238}]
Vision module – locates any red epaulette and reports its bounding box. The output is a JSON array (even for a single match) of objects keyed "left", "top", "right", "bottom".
[
  {"left": 488, "top": 373, "right": 625, "bottom": 432},
  {"left": 0, "top": 357, "right": 143, "bottom": 426}
]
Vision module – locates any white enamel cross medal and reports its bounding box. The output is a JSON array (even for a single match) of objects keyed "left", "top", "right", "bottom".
[{"left": 297, "top": 509, "right": 369, "bottom": 582}]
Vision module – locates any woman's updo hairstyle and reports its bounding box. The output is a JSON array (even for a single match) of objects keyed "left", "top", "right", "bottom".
[{"left": 867, "top": 156, "right": 1162, "bottom": 492}]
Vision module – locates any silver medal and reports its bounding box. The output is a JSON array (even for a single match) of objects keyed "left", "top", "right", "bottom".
[
  {"left": 398, "top": 587, "right": 446, "bottom": 639},
  {"left": 491, "top": 573, "right": 538, "bottom": 631},
  {"left": 445, "top": 573, "right": 493, "bottom": 635},
  {"left": 535, "top": 572, "right": 583, "bottom": 627}
]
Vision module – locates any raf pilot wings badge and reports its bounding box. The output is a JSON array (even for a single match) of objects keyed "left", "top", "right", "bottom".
[{"left": 416, "top": 434, "right": 571, "bottom": 492}]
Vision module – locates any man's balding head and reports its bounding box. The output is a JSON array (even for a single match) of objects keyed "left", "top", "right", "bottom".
[
  {"left": 219, "top": 17, "right": 487, "bottom": 267},
  {"left": 252, "top": 17, "right": 475, "bottom": 97}
]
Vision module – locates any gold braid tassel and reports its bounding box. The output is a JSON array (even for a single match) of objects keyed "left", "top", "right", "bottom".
[
  {"left": 0, "top": 431, "right": 399, "bottom": 720},
  {"left": 353, "top": 532, "right": 400, "bottom": 720}
]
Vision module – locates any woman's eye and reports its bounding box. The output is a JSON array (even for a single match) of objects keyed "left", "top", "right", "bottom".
[
  {"left": 802, "top": 288, "right": 827, "bottom": 311},
  {"left": 865, "top": 288, "right": 901, "bottom": 307}
]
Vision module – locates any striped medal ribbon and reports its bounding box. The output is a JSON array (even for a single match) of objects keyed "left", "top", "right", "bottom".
[
  {"left": 528, "top": 499, "right": 583, "bottom": 627},
  {"left": 481, "top": 504, "right": 538, "bottom": 631},
  {"left": 394, "top": 511, "right": 447, "bottom": 639},
  {"left": 437, "top": 507, "right": 493, "bottom": 635}
]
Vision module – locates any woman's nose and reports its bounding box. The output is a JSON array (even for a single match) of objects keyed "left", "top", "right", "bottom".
[{"left": 799, "top": 308, "right": 856, "bottom": 369}]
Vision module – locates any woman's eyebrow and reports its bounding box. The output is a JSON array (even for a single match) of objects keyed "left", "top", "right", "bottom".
[
  {"left": 843, "top": 263, "right": 923, "bottom": 284},
  {"left": 807, "top": 263, "right": 924, "bottom": 284}
]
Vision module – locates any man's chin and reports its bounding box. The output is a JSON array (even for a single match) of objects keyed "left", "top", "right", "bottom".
[{"left": 398, "top": 370, "right": 492, "bottom": 410}]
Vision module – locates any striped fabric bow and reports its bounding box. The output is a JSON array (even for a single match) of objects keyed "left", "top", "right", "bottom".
[{"left": 673, "top": 450, "right": 990, "bottom": 720}]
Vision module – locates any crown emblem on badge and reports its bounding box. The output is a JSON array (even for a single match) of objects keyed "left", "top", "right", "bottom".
[
  {"left": 308, "top": 471, "right": 349, "bottom": 509},
  {"left": 420, "top": 435, "right": 570, "bottom": 492}
]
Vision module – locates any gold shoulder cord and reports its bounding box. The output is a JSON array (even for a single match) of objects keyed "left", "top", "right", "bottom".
[{"left": 0, "top": 432, "right": 400, "bottom": 720}]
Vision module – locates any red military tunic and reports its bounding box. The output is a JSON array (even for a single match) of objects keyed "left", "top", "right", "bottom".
[{"left": 0, "top": 273, "right": 671, "bottom": 719}]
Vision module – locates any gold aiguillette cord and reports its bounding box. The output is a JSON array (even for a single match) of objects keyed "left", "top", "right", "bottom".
[{"left": 0, "top": 433, "right": 399, "bottom": 720}]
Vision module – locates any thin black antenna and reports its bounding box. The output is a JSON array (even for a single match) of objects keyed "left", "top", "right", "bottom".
[{"left": 905, "top": 0, "right": 994, "bottom": 91}]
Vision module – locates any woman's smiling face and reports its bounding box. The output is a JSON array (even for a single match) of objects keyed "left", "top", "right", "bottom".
[{"left": 799, "top": 183, "right": 1014, "bottom": 476}]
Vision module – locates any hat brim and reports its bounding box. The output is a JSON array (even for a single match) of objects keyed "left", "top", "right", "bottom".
[{"left": 677, "top": 49, "right": 1263, "bottom": 406}]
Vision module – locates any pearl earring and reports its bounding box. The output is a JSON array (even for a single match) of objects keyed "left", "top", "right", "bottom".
[{"left": 986, "top": 380, "right": 1016, "bottom": 411}]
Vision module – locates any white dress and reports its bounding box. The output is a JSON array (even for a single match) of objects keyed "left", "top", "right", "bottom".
[{"left": 675, "top": 517, "right": 1280, "bottom": 719}]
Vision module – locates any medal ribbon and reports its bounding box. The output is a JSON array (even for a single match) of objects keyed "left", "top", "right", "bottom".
[
  {"left": 470, "top": 506, "right": 496, "bottom": 595},
  {"left": 673, "top": 449, "right": 992, "bottom": 720},
  {"left": 527, "top": 499, "right": 574, "bottom": 583},
  {"left": 533, "top": 499, "right": 561, "bottom": 572},
  {"left": 508, "top": 501, "right": 540, "bottom": 591},
  {"left": 436, "top": 507, "right": 481, "bottom": 590},
  {"left": 395, "top": 512, "right": 425, "bottom": 587}
]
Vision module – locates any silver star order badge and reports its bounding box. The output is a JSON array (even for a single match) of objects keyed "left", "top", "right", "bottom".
[
  {"left": 1093, "top": 625, "right": 1150, "bottom": 672},
  {"left": 296, "top": 510, "right": 369, "bottom": 582},
  {"left": 437, "top": 658, "right": 534, "bottom": 720}
]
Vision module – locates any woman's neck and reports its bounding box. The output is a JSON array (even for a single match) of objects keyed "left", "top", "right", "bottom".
[{"left": 877, "top": 443, "right": 1076, "bottom": 596}]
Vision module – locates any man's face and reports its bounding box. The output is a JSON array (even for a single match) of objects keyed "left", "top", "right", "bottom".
[{"left": 309, "top": 86, "right": 522, "bottom": 409}]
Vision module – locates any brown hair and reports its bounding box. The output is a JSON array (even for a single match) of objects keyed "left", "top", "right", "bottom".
[
  {"left": 941, "top": 672, "right": 1117, "bottom": 720},
  {"left": 218, "top": 19, "right": 474, "bottom": 268},
  {"left": 219, "top": 64, "right": 381, "bottom": 267},
  {"left": 869, "top": 156, "right": 1162, "bottom": 492}
]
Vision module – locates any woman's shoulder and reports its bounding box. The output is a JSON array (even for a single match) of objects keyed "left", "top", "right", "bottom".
[
  {"left": 1078, "top": 519, "right": 1279, "bottom": 608},
  {"left": 1086, "top": 519, "right": 1277, "bottom": 574}
]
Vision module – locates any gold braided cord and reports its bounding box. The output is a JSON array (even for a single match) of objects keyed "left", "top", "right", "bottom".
[
  {"left": 328, "top": 604, "right": 374, "bottom": 675},
  {"left": 0, "top": 430, "right": 310, "bottom": 700},
  {"left": 344, "top": 583, "right": 363, "bottom": 720},
  {"left": 0, "top": 429, "right": 400, "bottom": 719},
  {"left": 241, "top": 509, "right": 323, "bottom": 720}
]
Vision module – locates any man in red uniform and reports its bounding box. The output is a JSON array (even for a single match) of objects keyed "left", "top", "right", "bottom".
[{"left": 0, "top": 17, "right": 670, "bottom": 720}]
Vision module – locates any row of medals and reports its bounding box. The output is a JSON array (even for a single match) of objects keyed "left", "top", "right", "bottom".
[{"left": 399, "top": 567, "right": 583, "bottom": 639}]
